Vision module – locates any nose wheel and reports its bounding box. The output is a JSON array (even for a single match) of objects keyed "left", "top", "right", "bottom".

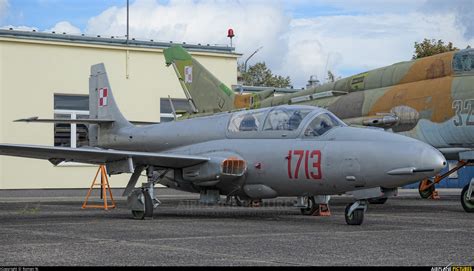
[{"left": 344, "top": 200, "right": 367, "bottom": 225}]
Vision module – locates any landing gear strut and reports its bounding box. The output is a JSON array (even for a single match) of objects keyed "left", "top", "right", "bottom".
[
  {"left": 127, "top": 166, "right": 165, "bottom": 220},
  {"left": 298, "top": 196, "right": 331, "bottom": 216},
  {"left": 418, "top": 160, "right": 469, "bottom": 199},
  {"left": 344, "top": 200, "right": 367, "bottom": 225},
  {"left": 234, "top": 196, "right": 262, "bottom": 207}
]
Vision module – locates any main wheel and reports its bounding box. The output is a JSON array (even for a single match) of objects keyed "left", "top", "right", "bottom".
[
  {"left": 234, "top": 196, "right": 250, "bottom": 207},
  {"left": 345, "top": 203, "right": 364, "bottom": 225},
  {"left": 132, "top": 210, "right": 145, "bottom": 220},
  {"left": 143, "top": 189, "right": 154, "bottom": 219},
  {"left": 461, "top": 184, "right": 474, "bottom": 213},
  {"left": 130, "top": 189, "right": 154, "bottom": 220},
  {"left": 418, "top": 180, "right": 435, "bottom": 199},
  {"left": 300, "top": 196, "right": 318, "bottom": 215},
  {"left": 368, "top": 197, "right": 388, "bottom": 205}
]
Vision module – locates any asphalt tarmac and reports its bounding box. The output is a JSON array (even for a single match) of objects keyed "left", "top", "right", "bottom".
[{"left": 0, "top": 189, "right": 472, "bottom": 266}]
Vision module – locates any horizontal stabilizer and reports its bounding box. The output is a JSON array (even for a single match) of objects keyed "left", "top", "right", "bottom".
[
  {"left": 15, "top": 117, "right": 114, "bottom": 124},
  {"left": 0, "top": 144, "right": 210, "bottom": 169},
  {"left": 14, "top": 117, "right": 159, "bottom": 126}
]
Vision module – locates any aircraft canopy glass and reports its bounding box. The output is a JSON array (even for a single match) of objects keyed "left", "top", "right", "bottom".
[
  {"left": 227, "top": 106, "right": 344, "bottom": 137},
  {"left": 453, "top": 49, "right": 474, "bottom": 73},
  {"left": 228, "top": 109, "right": 267, "bottom": 132},
  {"left": 263, "top": 108, "right": 313, "bottom": 131},
  {"left": 304, "top": 113, "right": 344, "bottom": 137}
]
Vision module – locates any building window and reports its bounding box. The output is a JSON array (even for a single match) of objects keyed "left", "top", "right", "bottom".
[
  {"left": 54, "top": 94, "right": 89, "bottom": 148},
  {"left": 160, "top": 98, "right": 192, "bottom": 122}
]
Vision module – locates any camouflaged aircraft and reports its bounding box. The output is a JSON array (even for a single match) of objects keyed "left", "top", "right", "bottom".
[
  {"left": 164, "top": 46, "right": 474, "bottom": 212},
  {"left": 0, "top": 64, "right": 447, "bottom": 225}
]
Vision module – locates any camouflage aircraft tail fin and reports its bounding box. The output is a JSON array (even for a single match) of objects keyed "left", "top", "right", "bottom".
[
  {"left": 89, "top": 63, "right": 132, "bottom": 146},
  {"left": 164, "top": 45, "right": 235, "bottom": 113}
]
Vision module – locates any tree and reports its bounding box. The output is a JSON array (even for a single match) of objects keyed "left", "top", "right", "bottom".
[
  {"left": 412, "top": 38, "right": 458, "bottom": 59},
  {"left": 239, "top": 62, "right": 291, "bottom": 88}
]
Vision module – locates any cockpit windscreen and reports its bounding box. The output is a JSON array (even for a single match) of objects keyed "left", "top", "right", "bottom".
[
  {"left": 263, "top": 108, "right": 313, "bottom": 131},
  {"left": 304, "top": 113, "right": 344, "bottom": 136}
]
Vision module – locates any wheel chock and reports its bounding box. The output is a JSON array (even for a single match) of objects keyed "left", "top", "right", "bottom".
[
  {"left": 312, "top": 204, "right": 331, "bottom": 216},
  {"left": 429, "top": 190, "right": 440, "bottom": 200},
  {"left": 251, "top": 200, "right": 262, "bottom": 207}
]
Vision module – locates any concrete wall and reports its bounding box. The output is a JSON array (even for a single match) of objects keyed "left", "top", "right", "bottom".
[{"left": 0, "top": 36, "right": 238, "bottom": 189}]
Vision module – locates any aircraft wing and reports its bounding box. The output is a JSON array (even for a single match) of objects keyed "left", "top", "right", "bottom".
[{"left": 0, "top": 144, "right": 209, "bottom": 168}]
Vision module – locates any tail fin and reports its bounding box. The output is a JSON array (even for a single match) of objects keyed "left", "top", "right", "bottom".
[
  {"left": 89, "top": 63, "right": 132, "bottom": 146},
  {"left": 164, "top": 45, "right": 235, "bottom": 113}
]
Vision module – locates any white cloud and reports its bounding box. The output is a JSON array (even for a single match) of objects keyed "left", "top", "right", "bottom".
[
  {"left": 0, "top": 25, "right": 37, "bottom": 31},
  {"left": 82, "top": 0, "right": 473, "bottom": 88},
  {"left": 85, "top": 0, "right": 290, "bottom": 74},
  {"left": 278, "top": 12, "right": 474, "bottom": 86},
  {"left": 46, "top": 21, "right": 81, "bottom": 34},
  {"left": 0, "top": 0, "right": 8, "bottom": 20},
  {"left": 421, "top": 0, "right": 474, "bottom": 39}
]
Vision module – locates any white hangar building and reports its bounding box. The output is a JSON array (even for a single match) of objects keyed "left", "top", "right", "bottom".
[{"left": 0, "top": 29, "right": 239, "bottom": 189}]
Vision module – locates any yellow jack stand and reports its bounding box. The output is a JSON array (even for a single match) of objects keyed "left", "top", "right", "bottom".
[{"left": 82, "top": 165, "right": 116, "bottom": 210}]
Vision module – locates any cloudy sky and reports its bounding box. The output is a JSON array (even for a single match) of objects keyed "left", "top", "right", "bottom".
[{"left": 0, "top": 0, "right": 473, "bottom": 88}]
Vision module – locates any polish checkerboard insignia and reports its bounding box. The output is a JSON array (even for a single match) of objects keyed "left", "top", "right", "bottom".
[
  {"left": 184, "top": 66, "right": 193, "bottom": 83},
  {"left": 99, "top": 87, "right": 108, "bottom": 107}
]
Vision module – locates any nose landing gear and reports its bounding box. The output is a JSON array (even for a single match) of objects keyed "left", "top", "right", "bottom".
[
  {"left": 418, "top": 160, "right": 469, "bottom": 199},
  {"left": 344, "top": 200, "right": 367, "bottom": 225}
]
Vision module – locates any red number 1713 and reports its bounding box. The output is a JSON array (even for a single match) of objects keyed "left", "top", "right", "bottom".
[{"left": 287, "top": 150, "right": 322, "bottom": 180}]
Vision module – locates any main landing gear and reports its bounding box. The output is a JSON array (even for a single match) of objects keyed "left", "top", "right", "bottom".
[
  {"left": 231, "top": 195, "right": 262, "bottom": 207},
  {"left": 127, "top": 166, "right": 166, "bottom": 220},
  {"left": 298, "top": 196, "right": 331, "bottom": 216},
  {"left": 461, "top": 178, "right": 474, "bottom": 213},
  {"left": 344, "top": 200, "right": 368, "bottom": 225}
]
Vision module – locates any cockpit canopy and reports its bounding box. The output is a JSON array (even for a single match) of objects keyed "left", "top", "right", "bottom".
[
  {"left": 263, "top": 107, "right": 313, "bottom": 131},
  {"left": 227, "top": 105, "right": 345, "bottom": 138},
  {"left": 453, "top": 49, "right": 474, "bottom": 74}
]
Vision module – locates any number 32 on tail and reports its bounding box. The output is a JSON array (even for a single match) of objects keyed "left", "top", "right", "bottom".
[{"left": 287, "top": 150, "right": 322, "bottom": 180}]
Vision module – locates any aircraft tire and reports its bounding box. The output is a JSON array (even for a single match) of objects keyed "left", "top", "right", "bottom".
[
  {"left": 368, "top": 197, "right": 388, "bottom": 205},
  {"left": 300, "top": 196, "right": 317, "bottom": 215},
  {"left": 131, "top": 210, "right": 145, "bottom": 220},
  {"left": 418, "top": 180, "right": 435, "bottom": 199},
  {"left": 461, "top": 184, "right": 474, "bottom": 213},
  {"left": 143, "top": 189, "right": 154, "bottom": 218},
  {"left": 345, "top": 203, "right": 364, "bottom": 225}
]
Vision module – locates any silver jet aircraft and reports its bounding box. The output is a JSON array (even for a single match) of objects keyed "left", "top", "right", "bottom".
[{"left": 0, "top": 64, "right": 447, "bottom": 225}]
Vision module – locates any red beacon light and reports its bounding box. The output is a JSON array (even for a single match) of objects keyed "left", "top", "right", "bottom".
[
  {"left": 227, "top": 28, "right": 235, "bottom": 38},
  {"left": 227, "top": 28, "right": 235, "bottom": 48}
]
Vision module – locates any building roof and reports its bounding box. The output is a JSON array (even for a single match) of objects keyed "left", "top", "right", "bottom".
[{"left": 0, "top": 28, "right": 236, "bottom": 55}]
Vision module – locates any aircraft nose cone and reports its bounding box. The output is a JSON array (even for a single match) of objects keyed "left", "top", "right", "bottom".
[{"left": 419, "top": 146, "right": 447, "bottom": 175}]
